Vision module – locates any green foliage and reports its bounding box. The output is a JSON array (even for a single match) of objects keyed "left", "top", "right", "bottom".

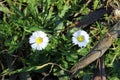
[
  {"left": 93, "top": 0, "right": 100, "bottom": 10},
  {"left": 0, "top": 0, "right": 120, "bottom": 80}
]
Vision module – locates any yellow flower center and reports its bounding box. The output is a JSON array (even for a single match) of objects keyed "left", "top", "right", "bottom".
[
  {"left": 35, "top": 37, "right": 43, "bottom": 44},
  {"left": 77, "top": 35, "right": 84, "bottom": 42}
]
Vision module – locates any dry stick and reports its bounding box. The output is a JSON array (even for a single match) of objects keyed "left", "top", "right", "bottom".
[
  {"left": 63, "top": 8, "right": 111, "bottom": 35},
  {"left": 69, "top": 8, "right": 110, "bottom": 28},
  {"left": 92, "top": 57, "right": 106, "bottom": 80},
  {"left": 70, "top": 21, "right": 120, "bottom": 78},
  {"left": 1, "top": 62, "right": 69, "bottom": 76}
]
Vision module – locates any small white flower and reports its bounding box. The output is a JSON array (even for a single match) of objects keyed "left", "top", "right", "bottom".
[
  {"left": 29, "top": 31, "right": 49, "bottom": 50},
  {"left": 72, "top": 30, "right": 89, "bottom": 48}
]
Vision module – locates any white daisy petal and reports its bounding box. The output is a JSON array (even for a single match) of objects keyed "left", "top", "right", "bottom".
[
  {"left": 41, "top": 43, "right": 47, "bottom": 49},
  {"left": 29, "top": 36, "right": 36, "bottom": 44},
  {"left": 78, "top": 41, "right": 86, "bottom": 47},
  {"left": 73, "top": 30, "right": 81, "bottom": 37},
  {"left": 38, "top": 31, "right": 47, "bottom": 38},
  {"left": 72, "top": 37, "right": 78, "bottom": 45},
  {"left": 29, "top": 31, "right": 49, "bottom": 50},
  {"left": 72, "top": 30, "right": 89, "bottom": 48},
  {"left": 36, "top": 44, "right": 42, "bottom": 50},
  {"left": 43, "top": 37, "right": 49, "bottom": 43},
  {"left": 31, "top": 43, "right": 37, "bottom": 50},
  {"left": 32, "top": 31, "right": 39, "bottom": 37}
]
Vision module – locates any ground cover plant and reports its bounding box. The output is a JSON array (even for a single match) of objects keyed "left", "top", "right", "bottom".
[{"left": 0, "top": 0, "right": 120, "bottom": 80}]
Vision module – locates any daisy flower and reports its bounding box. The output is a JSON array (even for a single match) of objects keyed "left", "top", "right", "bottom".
[
  {"left": 29, "top": 31, "right": 49, "bottom": 50},
  {"left": 72, "top": 30, "right": 89, "bottom": 48}
]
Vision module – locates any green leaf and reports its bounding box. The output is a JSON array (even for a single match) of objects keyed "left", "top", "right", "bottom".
[
  {"left": 66, "top": 54, "right": 78, "bottom": 62},
  {"left": 58, "top": 3, "right": 71, "bottom": 17},
  {"left": 93, "top": 0, "right": 100, "bottom": 10},
  {"left": 24, "top": 26, "right": 41, "bottom": 33},
  {"left": 0, "top": 6, "right": 11, "bottom": 14}
]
